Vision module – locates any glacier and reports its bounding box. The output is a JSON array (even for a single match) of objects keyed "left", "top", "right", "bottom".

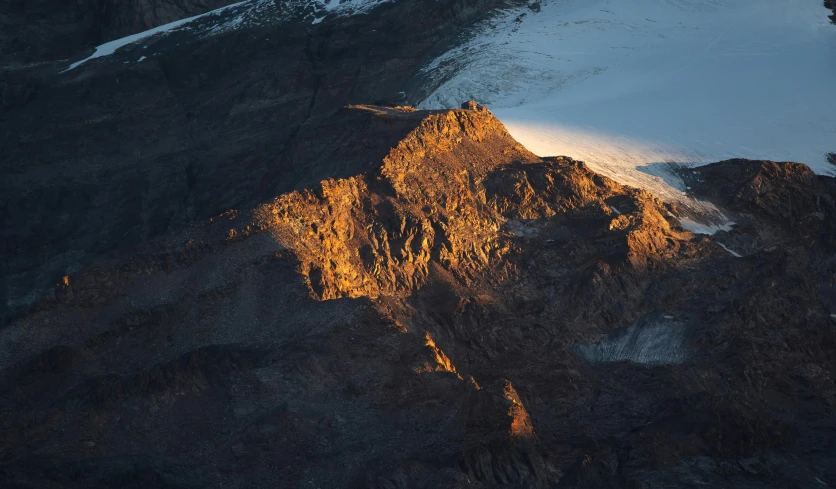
[{"left": 420, "top": 0, "right": 836, "bottom": 219}]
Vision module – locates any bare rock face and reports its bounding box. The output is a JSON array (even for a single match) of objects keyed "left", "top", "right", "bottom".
[
  {"left": 679, "top": 159, "right": 836, "bottom": 254},
  {"left": 2, "top": 105, "right": 835, "bottom": 488}
]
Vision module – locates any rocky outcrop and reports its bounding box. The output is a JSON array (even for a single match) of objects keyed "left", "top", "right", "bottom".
[
  {"left": 3, "top": 106, "right": 835, "bottom": 488},
  {"left": 679, "top": 159, "right": 836, "bottom": 254}
]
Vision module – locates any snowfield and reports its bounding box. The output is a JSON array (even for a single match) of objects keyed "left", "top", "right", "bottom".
[{"left": 420, "top": 0, "right": 836, "bottom": 227}]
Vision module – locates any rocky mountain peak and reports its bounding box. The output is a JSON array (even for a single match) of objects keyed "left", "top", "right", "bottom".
[
  {"left": 4, "top": 103, "right": 834, "bottom": 488},
  {"left": 247, "top": 105, "right": 691, "bottom": 302}
]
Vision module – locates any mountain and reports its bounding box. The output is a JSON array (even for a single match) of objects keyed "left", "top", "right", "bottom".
[
  {"left": 2, "top": 0, "right": 836, "bottom": 487},
  {"left": 2, "top": 105, "right": 836, "bottom": 488}
]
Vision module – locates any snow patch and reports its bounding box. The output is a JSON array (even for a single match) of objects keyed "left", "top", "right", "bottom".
[
  {"left": 61, "top": 1, "right": 250, "bottom": 71},
  {"left": 679, "top": 217, "right": 734, "bottom": 236},
  {"left": 577, "top": 316, "right": 688, "bottom": 365},
  {"left": 717, "top": 242, "right": 742, "bottom": 258},
  {"left": 61, "top": 0, "right": 393, "bottom": 71},
  {"left": 610, "top": 206, "right": 621, "bottom": 215},
  {"left": 320, "top": 0, "right": 393, "bottom": 14}
]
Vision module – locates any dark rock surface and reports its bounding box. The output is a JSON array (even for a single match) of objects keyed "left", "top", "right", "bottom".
[{"left": 2, "top": 106, "right": 835, "bottom": 488}]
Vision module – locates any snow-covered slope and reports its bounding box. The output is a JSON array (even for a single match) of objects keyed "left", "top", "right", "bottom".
[{"left": 420, "top": 0, "right": 836, "bottom": 225}]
